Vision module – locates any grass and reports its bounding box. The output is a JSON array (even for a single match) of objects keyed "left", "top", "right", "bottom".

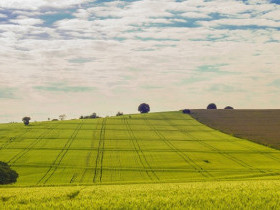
[
  {"left": 1, "top": 111, "right": 280, "bottom": 186},
  {"left": 1, "top": 111, "right": 280, "bottom": 208},
  {"left": 190, "top": 109, "right": 280, "bottom": 149},
  {"left": 1, "top": 180, "right": 280, "bottom": 209}
]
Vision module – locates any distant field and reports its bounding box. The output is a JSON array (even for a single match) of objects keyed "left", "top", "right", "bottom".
[
  {"left": 1, "top": 111, "right": 280, "bottom": 186},
  {"left": 190, "top": 109, "right": 280, "bottom": 149},
  {"left": 1, "top": 180, "right": 280, "bottom": 209}
]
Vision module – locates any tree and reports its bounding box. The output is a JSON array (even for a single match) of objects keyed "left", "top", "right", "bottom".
[
  {"left": 224, "top": 106, "right": 234, "bottom": 109},
  {"left": 138, "top": 103, "right": 150, "bottom": 113},
  {"left": 89, "top": 113, "right": 97, "bottom": 119},
  {"left": 116, "top": 112, "right": 123, "bottom": 116},
  {"left": 22, "top": 117, "right": 31, "bottom": 126},
  {"left": 59, "top": 114, "right": 66, "bottom": 121},
  {"left": 0, "top": 161, "right": 18, "bottom": 185},
  {"left": 207, "top": 103, "right": 217, "bottom": 109},
  {"left": 182, "top": 109, "right": 191, "bottom": 114}
]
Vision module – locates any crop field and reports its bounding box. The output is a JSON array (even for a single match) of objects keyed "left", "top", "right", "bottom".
[
  {"left": 190, "top": 109, "right": 280, "bottom": 149},
  {"left": 1, "top": 180, "right": 280, "bottom": 209},
  {"left": 1, "top": 111, "right": 280, "bottom": 186}
]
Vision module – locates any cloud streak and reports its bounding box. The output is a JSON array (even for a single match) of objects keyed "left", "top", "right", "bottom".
[{"left": 0, "top": 0, "right": 280, "bottom": 122}]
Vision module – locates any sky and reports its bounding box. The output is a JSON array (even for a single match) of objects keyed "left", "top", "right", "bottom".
[{"left": 0, "top": 0, "right": 280, "bottom": 122}]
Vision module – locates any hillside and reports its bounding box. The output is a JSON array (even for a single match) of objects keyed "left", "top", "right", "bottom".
[
  {"left": 1, "top": 111, "right": 280, "bottom": 186},
  {"left": 190, "top": 109, "right": 280, "bottom": 149}
]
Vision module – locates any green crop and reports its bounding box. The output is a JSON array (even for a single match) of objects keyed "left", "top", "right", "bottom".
[
  {"left": 1, "top": 111, "right": 280, "bottom": 186},
  {"left": 1, "top": 180, "right": 280, "bottom": 209}
]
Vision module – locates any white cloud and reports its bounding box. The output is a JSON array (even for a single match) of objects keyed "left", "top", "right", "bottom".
[
  {"left": 10, "top": 16, "right": 43, "bottom": 25},
  {"left": 1, "top": 0, "right": 280, "bottom": 122},
  {"left": 0, "top": 0, "right": 93, "bottom": 10}
]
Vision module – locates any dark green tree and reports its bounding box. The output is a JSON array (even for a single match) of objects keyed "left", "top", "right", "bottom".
[
  {"left": 138, "top": 103, "right": 150, "bottom": 113},
  {"left": 22, "top": 117, "right": 31, "bottom": 125},
  {"left": 207, "top": 103, "right": 217, "bottom": 109},
  {"left": 0, "top": 161, "right": 18, "bottom": 185}
]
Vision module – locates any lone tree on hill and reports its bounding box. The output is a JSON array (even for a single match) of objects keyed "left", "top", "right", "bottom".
[
  {"left": 0, "top": 161, "right": 18, "bottom": 185},
  {"left": 182, "top": 109, "right": 191, "bottom": 114},
  {"left": 224, "top": 106, "right": 234, "bottom": 109},
  {"left": 59, "top": 114, "right": 66, "bottom": 121},
  {"left": 138, "top": 103, "right": 150, "bottom": 113},
  {"left": 207, "top": 103, "right": 217, "bottom": 109},
  {"left": 22, "top": 117, "right": 31, "bottom": 126}
]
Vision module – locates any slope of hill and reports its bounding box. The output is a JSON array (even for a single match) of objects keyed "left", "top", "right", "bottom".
[
  {"left": 190, "top": 109, "right": 280, "bottom": 149},
  {"left": 0, "top": 111, "right": 280, "bottom": 186}
]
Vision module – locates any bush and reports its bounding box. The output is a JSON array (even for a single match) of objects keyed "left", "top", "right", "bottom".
[
  {"left": 224, "top": 106, "right": 234, "bottom": 109},
  {"left": 138, "top": 103, "right": 150, "bottom": 113},
  {"left": 207, "top": 103, "right": 217, "bottom": 109},
  {"left": 22, "top": 117, "right": 31, "bottom": 126},
  {"left": 116, "top": 112, "right": 123, "bottom": 116},
  {"left": 0, "top": 161, "right": 18, "bottom": 185},
  {"left": 182, "top": 109, "right": 191, "bottom": 114}
]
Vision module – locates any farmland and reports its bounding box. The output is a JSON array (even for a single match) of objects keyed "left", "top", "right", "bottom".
[
  {"left": 1, "top": 180, "right": 280, "bottom": 209},
  {"left": 1, "top": 111, "right": 280, "bottom": 208},
  {"left": 190, "top": 109, "right": 280, "bottom": 149},
  {"left": 1, "top": 111, "right": 280, "bottom": 186}
]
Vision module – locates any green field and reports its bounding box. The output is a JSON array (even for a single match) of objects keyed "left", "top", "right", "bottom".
[
  {"left": 1, "top": 111, "right": 280, "bottom": 186},
  {"left": 1, "top": 180, "right": 280, "bottom": 209},
  {"left": 1, "top": 111, "right": 280, "bottom": 208}
]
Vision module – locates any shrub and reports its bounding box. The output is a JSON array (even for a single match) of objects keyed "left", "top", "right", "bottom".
[
  {"left": 138, "top": 103, "right": 150, "bottom": 113},
  {"left": 207, "top": 103, "right": 217, "bottom": 109},
  {"left": 224, "top": 106, "right": 234, "bottom": 109},
  {"left": 89, "top": 113, "right": 97, "bottom": 119},
  {"left": 0, "top": 161, "right": 18, "bottom": 185},
  {"left": 116, "top": 112, "right": 123, "bottom": 116},
  {"left": 22, "top": 117, "right": 31, "bottom": 126},
  {"left": 182, "top": 109, "right": 191, "bottom": 114}
]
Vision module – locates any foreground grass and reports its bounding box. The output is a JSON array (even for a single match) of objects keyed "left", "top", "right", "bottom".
[{"left": 1, "top": 180, "right": 280, "bottom": 209}]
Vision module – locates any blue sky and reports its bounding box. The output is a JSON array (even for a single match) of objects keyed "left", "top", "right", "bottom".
[{"left": 0, "top": 0, "right": 280, "bottom": 122}]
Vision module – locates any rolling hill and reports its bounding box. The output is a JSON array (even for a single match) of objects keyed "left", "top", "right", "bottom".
[{"left": 1, "top": 111, "right": 280, "bottom": 186}]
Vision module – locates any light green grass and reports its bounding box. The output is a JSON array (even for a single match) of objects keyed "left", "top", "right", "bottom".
[
  {"left": 1, "top": 180, "right": 280, "bottom": 209},
  {"left": 1, "top": 111, "right": 280, "bottom": 186}
]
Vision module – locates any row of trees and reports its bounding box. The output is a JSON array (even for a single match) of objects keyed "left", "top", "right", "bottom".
[
  {"left": 207, "top": 103, "right": 234, "bottom": 110},
  {"left": 80, "top": 113, "right": 100, "bottom": 119},
  {"left": 21, "top": 103, "right": 234, "bottom": 125}
]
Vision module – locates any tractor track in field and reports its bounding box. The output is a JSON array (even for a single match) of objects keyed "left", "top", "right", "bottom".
[
  {"left": 181, "top": 113, "right": 280, "bottom": 165},
  {"left": 123, "top": 117, "right": 159, "bottom": 182},
  {"left": 143, "top": 116, "right": 211, "bottom": 178},
  {"left": 210, "top": 131, "right": 280, "bottom": 164},
  {"left": 0, "top": 128, "right": 32, "bottom": 150},
  {"left": 79, "top": 120, "right": 101, "bottom": 183},
  {"left": 8, "top": 123, "right": 60, "bottom": 165},
  {"left": 168, "top": 114, "right": 266, "bottom": 173},
  {"left": 37, "top": 121, "right": 84, "bottom": 185},
  {"left": 93, "top": 118, "right": 107, "bottom": 183}
]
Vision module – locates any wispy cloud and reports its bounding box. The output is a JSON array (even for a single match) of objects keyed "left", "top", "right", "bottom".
[
  {"left": 0, "top": 0, "right": 280, "bottom": 122},
  {"left": 33, "top": 83, "right": 96, "bottom": 93}
]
